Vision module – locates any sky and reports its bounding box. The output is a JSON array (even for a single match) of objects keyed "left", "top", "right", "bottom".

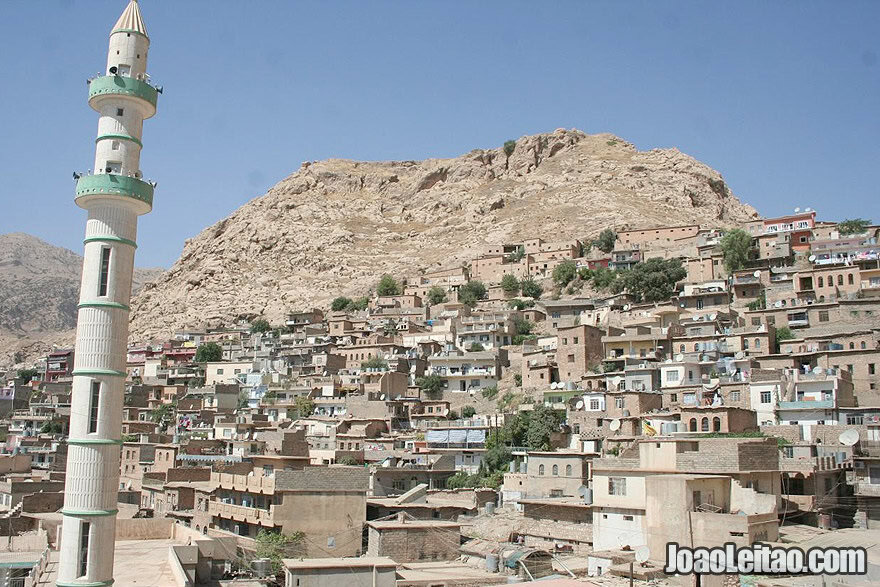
[{"left": 0, "top": 1, "right": 878, "bottom": 268}]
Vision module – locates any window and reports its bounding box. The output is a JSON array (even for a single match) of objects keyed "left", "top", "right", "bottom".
[
  {"left": 609, "top": 477, "right": 627, "bottom": 495},
  {"left": 590, "top": 399, "right": 600, "bottom": 410},
  {"left": 862, "top": 342, "right": 867, "bottom": 350},
  {"left": 552, "top": 464, "right": 559, "bottom": 476},
  {"left": 730, "top": 391, "right": 741, "bottom": 402},
  {"left": 623, "top": 515, "right": 634, "bottom": 521},
  {"left": 743, "top": 339, "right": 749, "bottom": 350},
  {"left": 562, "top": 338, "right": 568, "bottom": 345},
  {"left": 819, "top": 311, "right": 829, "bottom": 322},
  {"left": 870, "top": 364, "right": 876, "bottom": 375},
  {"left": 112, "top": 140, "right": 120, "bottom": 151},
  {"left": 566, "top": 464, "right": 572, "bottom": 476},
  {"left": 848, "top": 364, "right": 854, "bottom": 374},
  {"left": 760, "top": 391, "right": 772, "bottom": 403},
  {"left": 701, "top": 417, "right": 709, "bottom": 431},
  {"left": 574, "top": 337, "right": 579, "bottom": 344},
  {"left": 849, "top": 342, "right": 855, "bottom": 350},
  {"left": 98, "top": 247, "right": 111, "bottom": 296},
  {"left": 666, "top": 370, "right": 679, "bottom": 382},
  {"left": 567, "top": 354, "right": 575, "bottom": 363},
  {"left": 754, "top": 338, "right": 761, "bottom": 348},
  {"left": 615, "top": 398, "right": 624, "bottom": 409},
  {"left": 713, "top": 417, "right": 721, "bottom": 432},
  {"left": 838, "top": 275, "right": 844, "bottom": 286},
  {"left": 216, "top": 368, "right": 224, "bottom": 375},
  {"left": 670, "top": 393, "right": 677, "bottom": 402},
  {"left": 751, "top": 317, "right": 761, "bottom": 326},
  {"left": 79, "top": 521, "right": 91, "bottom": 577},
  {"left": 89, "top": 381, "right": 100, "bottom": 434},
  {"left": 689, "top": 418, "right": 697, "bottom": 432},
  {"left": 116, "top": 107, "right": 124, "bottom": 116},
  {"left": 847, "top": 414, "right": 864, "bottom": 425},
  {"left": 818, "top": 277, "right": 824, "bottom": 287},
  {"left": 538, "top": 464, "right": 545, "bottom": 475},
  {"left": 767, "top": 316, "right": 775, "bottom": 326},
  {"left": 849, "top": 274, "right": 854, "bottom": 285}
]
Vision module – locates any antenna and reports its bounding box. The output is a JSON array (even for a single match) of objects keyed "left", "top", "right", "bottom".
[{"left": 839, "top": 429, "right": 859, "bottom": 446}]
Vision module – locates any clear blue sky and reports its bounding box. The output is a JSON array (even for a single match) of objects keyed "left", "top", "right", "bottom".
[{"left": 1, "top": 1, "right": 877, "bottom": 268}]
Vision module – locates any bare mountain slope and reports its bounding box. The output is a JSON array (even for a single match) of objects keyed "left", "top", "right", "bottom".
[
  {"left": 0, "top": 233, "right": 162, "bottom": 364},
  {"left": 129, "top": 129, "right": 758, "bottom": 339}
]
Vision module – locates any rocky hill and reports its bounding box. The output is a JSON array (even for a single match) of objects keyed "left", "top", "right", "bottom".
[
  {"left": 129, "top": 129, "right": 758, "bottom": 340},
  {"left": 0, "top": 233, "right": 162, "bottom": 364}
]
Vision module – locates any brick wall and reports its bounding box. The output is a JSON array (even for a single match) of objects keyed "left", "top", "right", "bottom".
[{"left": 367, "top": 525, "right": 460, "bottom": 562}]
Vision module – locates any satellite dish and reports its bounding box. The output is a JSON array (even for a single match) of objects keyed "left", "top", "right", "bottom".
[
  {"left": 623, "top": 305, "right": 631, "bottom": 311},
  {"left": 735, "top": 351, "right": 745, "bottom": 360},
  {"left": 635, "top": 546, "right": 651, "bottom": 563},
  {"left": 753, "top": 270, "right": 761, "bottom": 278},
  {"left": 812, "top": 366, "right": 823, "bottom": 375},
  {"left": 809, "top": 255, "right": 817, "bottom": 262},
  {"left": 839, "top": 429, "right": 859, "bottom": 446},
  {"left": 675, "top": 354, "right": 684, "bottom": 362},
  {"left": 575, "top": 400, "right": 584, "bottom": 410},
  {"left": 794, "top": 207, "right": 801, "bottom": 213},
  {"left": 609, "top": 419, "right": 621, "bottom": 431},
  {"left": 380, "top": 394, "right": 386, "bottom": 400},
  {"left": 577, "top": 485, "right": 588, "bottom": 497}
]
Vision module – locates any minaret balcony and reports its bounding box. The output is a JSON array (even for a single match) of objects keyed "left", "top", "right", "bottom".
[
  {"left": 75, "top": 173, "right": 153, "bottom": 212},
  {"left": 88, "top": 75, "right": 158, "bottom": 117}
]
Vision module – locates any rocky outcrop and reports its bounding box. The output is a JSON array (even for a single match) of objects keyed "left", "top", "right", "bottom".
[
  {"left": 0, "top": 233, "right": 162, "bottom": 364},
  {"left": 128, "top": 129, "right": 758, "bottom": 339}
]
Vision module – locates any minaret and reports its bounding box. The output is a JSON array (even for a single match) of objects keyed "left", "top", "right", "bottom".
[{"left": 58, "top": 2, "right": 158, "bottom": 585}]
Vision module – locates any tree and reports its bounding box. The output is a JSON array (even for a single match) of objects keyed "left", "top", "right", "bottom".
[
  {"left": 501, "top": 274, "right": 520, "bottom": 294},
  {"left": 254, "top": 530, "right": 305, "bottom": 576},
  {"left": 294, "top": 396, "right": 314, "bottom": 418},
  {"left": 458, "top": 281, "right": 487, "bottom": 307},
  {"left": 338, "top": 456, "right": 360, "bottom": 466},
  {"left": 590, "top": 267, "right": 618, "bottom": 290},
  {"left": 468, "top": 342, "right": 485, "bottom": 352},
  {"left": 552, "top": 260, "right": 578, "bottom": 287},
  {"left": 517, "top": 278, "right": 542, "bottom": 299},
  {"left": 507, "top": 245, "right": 525, "bottom": 262},
  {"left": 461, "top": 405, "right": 476, "bottom": 418},
  {"left": 720, "top": 229, "right": 754, "bottom": 273},
  {"left": 416, "top": 374, "right": 444, "bottom": 398},
  {"left": 481, "top": 385, "right": 498, "bottom": 400},
  {"left": 618, "top": 257, "right": 687, "bottom": 303},
  {"left": 195, "top": 342, "right": 223, "bottom": 363},
  {"left": 448, "top": 410, "right": 459, "bottom": 420},
  {"left": 838, "top": 218, "right": 872, "bottom": 235},
  {"left": 361, "top": 356, "right": 388, "bottom": 369},
  {"left": 350, "top": 297, "right": 369, "bottom": 311},
  {"left": 149, "top": 402, "right": 175, "bottom": 428},
  {"left": 503, "top": 139, "right": 516, "bottom": 157},
  {"left": 775, "top": 327, "right": 795, "bottom": 345},
  {"left": 16, "top": 368, "right": 39, "bottom": 384},
  {"left": 376, "top": 274, "right": 401, "bottom": 296},
  {"left": 427, "top": 286, "right": 447, "bottom": 306},
  {"left": 250, "top": 319, "right": 271, "bottom": 334},
  {"left": 331, "top": 296, "right": 352, "bottom": 311},
  {"left": 524, "top": 405, "right": 565, "bottom": 450},
  {"left": 513, "top": 316, "right": 534, "bottom": 336},
  {"left": 508, "top": 298, "right": 535, "bottom": 311},
  {"left": 594, "top": 229, "right": 617, "bottom": 253}
]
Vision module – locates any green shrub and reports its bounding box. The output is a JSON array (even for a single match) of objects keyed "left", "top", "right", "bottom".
[{"left": 377, "top": 275, "right": 401, "bottom": 296}]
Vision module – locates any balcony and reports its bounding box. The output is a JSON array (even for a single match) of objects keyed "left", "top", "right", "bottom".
[
  {"left": 75, "top": 173, "right": 154, "bottom": 211},
  {"left": 778, "top": 400, "right": 834, "bottom": 410},
  {"left": 88, "top": 74, "right": 158, "bottom": 115},
  {"left": 854, "top": 482, "right": 880, "bottom": 497},
  {"left": 208, "top": 501, "right": 276, "bottom": 527},
  {"left": 211, "top": 472, "right": 275, "bottom": 495}
]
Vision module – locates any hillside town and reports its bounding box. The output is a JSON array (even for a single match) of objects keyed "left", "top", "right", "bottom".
[{"left": 2, "top": 210, "right": 880, "bottom": 585}]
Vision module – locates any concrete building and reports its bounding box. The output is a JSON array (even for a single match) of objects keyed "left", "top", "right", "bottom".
[
  {"left": 284, "top": 557, "right": 397, "bottom": 587},
  {"left": 366, "top": 517, "right": 461, "bottom": 562},
  {"left": 59, "top": 2, "right": 160, "bottom": 585}
]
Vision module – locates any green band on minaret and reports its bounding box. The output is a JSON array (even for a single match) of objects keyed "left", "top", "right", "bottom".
[
  {"left": 83, "top": 236, "right": 138, "bottom": 248},
  {"left": 78, "top": 301, "right": 131, "bottom": 311},
  {"left": 95, "top": 133, "right": 143, "bottom": 148},
  {"left": 60, "top": 508, "right": 119, "bottom": 517},
  {"left": 56, "top": 581, "right": 115, "bottom": 587},
  {"left": 72, "top": 369, "right": 127, "bottom": 378},
  {"left": 68, "top": 438, "right": 124, "bottom": 446}
]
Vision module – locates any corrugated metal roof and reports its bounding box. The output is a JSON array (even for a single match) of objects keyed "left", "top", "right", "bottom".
[{"left": 112, "top": 0, "right": 148, "bottom": 37}]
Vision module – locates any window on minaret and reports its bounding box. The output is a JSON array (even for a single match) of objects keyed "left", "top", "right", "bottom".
[
  {"left": 112, "top": 141, "right": 120, "bottom": 151},
  {"left": 117, "top": 108, "right": 124, "bottom": 116},
  {"left": 79, "top": 521, "right": 91, "bottom": 577},
  {"left": 89, "top": 381, "right": 100, "bottom": 434},
  {"left": 98, "top": 247, "right": 111, "bottom": 296}
]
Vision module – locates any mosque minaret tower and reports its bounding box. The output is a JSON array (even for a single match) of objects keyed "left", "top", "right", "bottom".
[{"left": 58, "top": 1, "right": 158, "bottom": 584}]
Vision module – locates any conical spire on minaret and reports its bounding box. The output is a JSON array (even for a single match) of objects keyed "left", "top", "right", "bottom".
[{"left": 112, "top": 0, "right": 148, "bottom": 37}]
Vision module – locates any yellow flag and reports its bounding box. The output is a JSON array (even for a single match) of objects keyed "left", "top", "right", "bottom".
[{"left": 642, "top": 419, "right": 657, "bottom": 436}]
